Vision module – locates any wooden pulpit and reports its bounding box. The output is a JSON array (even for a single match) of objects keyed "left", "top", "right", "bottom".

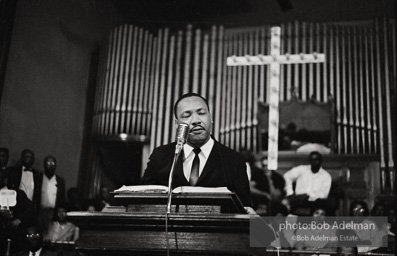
[{"left": 68, "top": 192, "right": 265, "bottom": 256}]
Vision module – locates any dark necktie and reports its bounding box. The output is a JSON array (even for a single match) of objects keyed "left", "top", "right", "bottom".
[{"left": 189, "top": 148, "right": 201, "bottom": 186}]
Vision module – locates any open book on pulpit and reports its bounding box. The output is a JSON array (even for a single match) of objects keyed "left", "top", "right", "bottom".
[
  {"left": 111, "top": 185, "right": 245, "bottom": 214},
  {"left": 114, "top": 185, "right": 232, "bottom": 194}
]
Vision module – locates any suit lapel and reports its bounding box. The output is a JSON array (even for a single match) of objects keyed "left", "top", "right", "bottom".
[
  {"left": 173, "top": 150, "right": 189, "bottom": 186},
  {"left": 196, "top": 142, "right": 220, "bottom": 185},
  {"left": 16, "top": 166, "right": 23, "bottom": 187}
]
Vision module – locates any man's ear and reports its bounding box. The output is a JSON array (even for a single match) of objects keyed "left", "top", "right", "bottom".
[{"left": 174, "top": 119, "right": 178, "bottom": 126}]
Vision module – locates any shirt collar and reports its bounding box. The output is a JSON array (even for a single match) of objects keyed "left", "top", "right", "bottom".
[
  {"left": 44, "top": 174, "right": 57, "bottom": 183},
  {"left": 23, "top": 166, "right": 32, "bottom": 172},
  {"left": 183, "top": 137, "right": 214, "bottom": 159},
  {"left": 30, "top": 248, "right": 42, "bottom": 256}
]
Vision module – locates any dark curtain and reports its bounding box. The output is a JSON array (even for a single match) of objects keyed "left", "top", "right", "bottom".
[{"left": 0, "top": 0, "right": 18, "bottom": 105}]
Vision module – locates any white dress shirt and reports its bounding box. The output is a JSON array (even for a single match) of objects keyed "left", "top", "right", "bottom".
[
  {"left": 29, "top": 248, "right": 42, "bottom": 256},
  {"left": 41, "top": 175, "right": 58, "bottom": 208},
  {"left": 182, "top": 137, "right": 214, "bottom": 181},
  {"left": 283, "top": 165, "right": 332, "bottom": 201},
  {"left": 20, "top": 166, "right": 34, "bottom": 201}
]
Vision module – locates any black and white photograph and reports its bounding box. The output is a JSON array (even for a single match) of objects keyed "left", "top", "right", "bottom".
[{"left": 0, "top": 0, "right": 396, "bottom": 255}]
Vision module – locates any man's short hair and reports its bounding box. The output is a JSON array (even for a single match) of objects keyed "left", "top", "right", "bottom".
[
  {"left": 21, "top": 149, "right": 34, "bottom": 158},
  {"left": 44, "top": 155, "right": 56, "bottom": 163},
  {"left": 173, "top": 93, "right": 210, "bottom": 118},
  {"left": 309, "top": 151, "right": 322, "bottom": 160}
]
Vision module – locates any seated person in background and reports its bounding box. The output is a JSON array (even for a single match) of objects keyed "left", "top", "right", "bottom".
[
  {"left": 269, "top": 203, "right": 296, "bottom": 248},
  {"left": 38, "top": 155, "right": 66, "bottom": 232},
  {"left": 43, "top": 206, "right": 79, "bottom": 242},
  {"left": 94, "top": 184, "right": 114, "bottom": 211},
  {"left": 370, "top": 201, "right": 395, "bottom": 253},
  {"left": 84, "top": 199, "right": 101, "bottom": 212},
  {"left": 7, "top": 149, "right": 41, "bottom": 210},
  {"left": 350, "top": 200, "right": 369, "bottom": 217},
  {"left": 295, "top": 205, "right": 337, "bottom": 250},
  {"left": 140, "top": 93, "right": 252, "bottom": 210},
  {"left": 0, "top": 147, "right": 9, "bottom": 171},
  {"left": 249, "top": 157, "right": 285, "bottom": 215},
  {"left": 65, "top": 188, "right": 84, "bottom": 211},
  {"left": 283, "top": 151, "right": 332, "bottom": 215},
  {"left": 0, "top": 169, "right": 36, "bottom": 256},
  {"left": 349, "top": 200, "right": 387, "bottom": 253}
]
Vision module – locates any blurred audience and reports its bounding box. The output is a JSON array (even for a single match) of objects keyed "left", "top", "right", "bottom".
[
  {"left": 370, "top": 201, "right": 395, "bottom": 254},
  {"left": 294, "top": 205, "right": 337, "bottom": 250},
  {"left": 349, "top": 200, "right": 387, "bottom": 253},
  {"left": 0, "top": 169, "right": 36, "bottom": 255}
]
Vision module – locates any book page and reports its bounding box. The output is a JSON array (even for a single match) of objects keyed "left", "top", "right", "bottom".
[
  {"left": 114, "top": 185, "right": 168, "bottom": 193},
  {"left": 172, "top": 186, "right": 231, "bottom": 194}
]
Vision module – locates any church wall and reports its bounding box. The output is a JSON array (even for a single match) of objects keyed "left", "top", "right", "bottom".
[{"left": 0, "top": 0, "right": 122, "bottom": 191}]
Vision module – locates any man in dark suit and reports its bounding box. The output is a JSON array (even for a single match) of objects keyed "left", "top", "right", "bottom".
[
  {"left": 140, "top": 93, "right": 252, "bottom": 208},
  {"left": 7, "top": 149, "right": 41, "bottom": 210},
  {"left": 37, "top": 155, "right": 66, "bottom": 231},
  {"left": 0, "top": 169, "right": 36, "bottom": 256}
]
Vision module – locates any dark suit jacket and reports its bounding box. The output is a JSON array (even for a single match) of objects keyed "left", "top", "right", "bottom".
[
  {"left": 1, "top": 189, "right": 37, "bottom": 256},
  {"left": 140, "top": 140, "right": 251, "bottom": 206},
  {"left": 37, "top": 174, "right": 66, "bottom": 209},
  {"left": 6, "top": 166, "right": 41, "bottom": 210}
]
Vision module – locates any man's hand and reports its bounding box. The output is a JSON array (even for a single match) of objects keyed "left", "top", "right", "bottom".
[
  {"left": 10, "top": 218, "right": 21, "bottom": 228},
  {"left": 244, "top": 206, "right": 258, "bottom": 215}
]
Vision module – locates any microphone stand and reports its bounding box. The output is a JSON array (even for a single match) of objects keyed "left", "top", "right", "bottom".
[
  {"left": 165, "top": 144, "right": 183, "bottom": 256},
  {"left": 6, "top": 239, "right": 11, "bottom": 256}
]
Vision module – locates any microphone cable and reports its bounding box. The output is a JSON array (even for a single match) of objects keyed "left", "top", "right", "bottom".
[{"left": 165, "top": 151, "right": 182, "bottom": 256}]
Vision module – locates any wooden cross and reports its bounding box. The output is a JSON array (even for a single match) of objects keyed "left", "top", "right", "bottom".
[{"left": 227, "top": 26, "right": 325, "bottom": 170}]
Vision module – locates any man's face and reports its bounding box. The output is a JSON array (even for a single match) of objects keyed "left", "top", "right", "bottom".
[
  {"left": 313, "top": 209, "right": 326, "bottom": 217},
  {"left": 309, "top": 153, "right": 322, "bottom": 173},
  {"left": 176, "top": 96, "right": 212, "bottom": 147},
  {"left": 21, "top": 151, "right": 34, "bottom": 168},
  {"left": 44, "top": 157, "right": 57, "bottom": 177},
  {"left": 100, "top": 186, "right": 110, "bottom": 200},
  {"left": 25, "top": 226, "right": 42, "bottom": 252},
  {"left": 352, "top": 203, "right": 366, "bottom": 216},
  {"left": 56, "top": 207, "right": 67, "bottom": 222},
  {"left": 0, "top": 151, "right": 8, "bottom": 168}
]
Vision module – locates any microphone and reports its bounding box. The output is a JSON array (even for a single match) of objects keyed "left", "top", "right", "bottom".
[
  {"left": 167, "top": 122, "right": 189, "bottom": 213},
  {"left": 175, "top": 122, "right": 189, "bottom": 154},
  {"left": 166, "top": 122, "right": 189, "bottom": 256}
]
